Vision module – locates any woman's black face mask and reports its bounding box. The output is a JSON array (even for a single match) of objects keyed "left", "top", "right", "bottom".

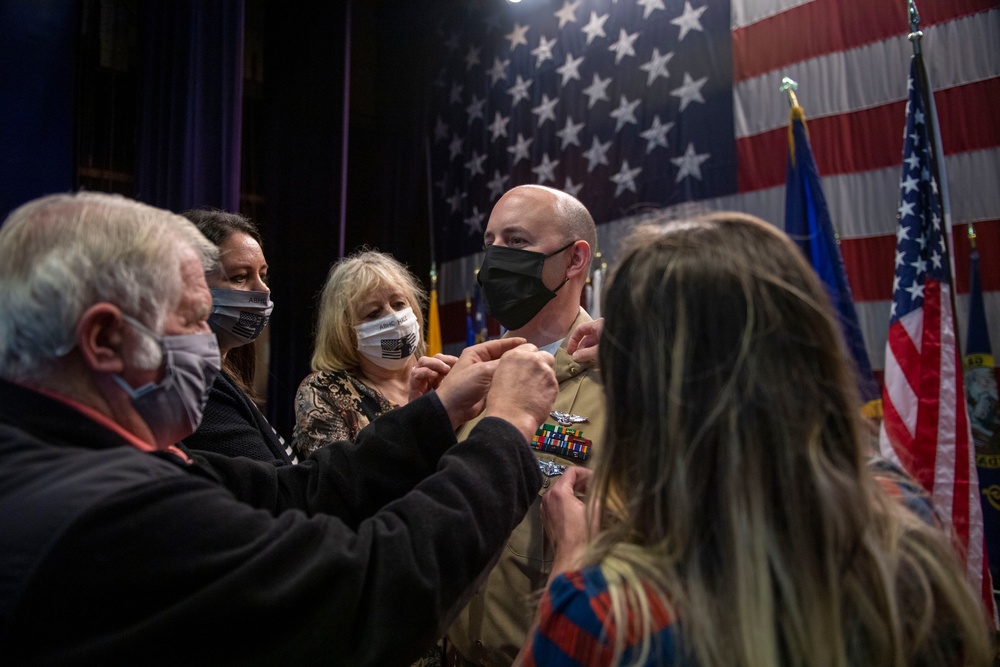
[{"left": 477, "top": 241, "right": 574, "bottom": 330}]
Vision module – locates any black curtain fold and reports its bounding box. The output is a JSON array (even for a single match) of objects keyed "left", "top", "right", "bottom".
[
  {"left": 262, "top": 1, "right": 349, "bottom": 437},
  {"left": 0, "top": 1, "right": 78, "bottom": 220},
  {"left": 135, "top": 0, "right": 244, "bottom": 213}
]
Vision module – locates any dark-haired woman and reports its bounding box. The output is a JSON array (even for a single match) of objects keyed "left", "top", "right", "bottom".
[{"left": 180, "top": 208, "right": 295, "bottom": 464}]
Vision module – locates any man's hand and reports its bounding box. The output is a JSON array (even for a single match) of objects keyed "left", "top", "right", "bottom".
[
  {"left": 434, "top": 338, "right": 527, "bottom": 429},
  {"left": 408, "top": 353, "right": 458, "bottom": 402},
  {"left": 540, "top": 467, "right": 595, "bottom": 582},
  {"left": 482, "top": 343, "right": 557, "bottom": 442},
  {"left": 566, "top": 318, "right": 604, "bottom": 364}
]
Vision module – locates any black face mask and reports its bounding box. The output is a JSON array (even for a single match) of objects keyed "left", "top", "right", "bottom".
[{"left": 477, "top": 241, "right": 574, "bottom": 330}]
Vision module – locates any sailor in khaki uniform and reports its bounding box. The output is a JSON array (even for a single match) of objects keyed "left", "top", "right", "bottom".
[{"left": 446, "top": 185, "right": 606, "bottom": 666}]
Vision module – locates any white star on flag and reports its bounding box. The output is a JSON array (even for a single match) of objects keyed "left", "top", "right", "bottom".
[
  {"left": 562, "top": 176, "right": 583, "bottom": 198},
  {"left": 582, "top": 136, "right": 612, "bottom": 172},
  {"left": 532, "top": 154, "right": 560, "bottom": 183},
  {"left": 581, "top": 11, "right": 609, "bottom": 45},
  {"left": 582, "top": 72, "right": 612, "bottom": 109},
  {"left": 466, "top": 96, "right": 485, "bottom": 123},
  {"left": 610, "top": 160, "right": 642, "bottom": 196},
  {"left": 554, "top": 0, "right": 581, "bottom": 29},
  {"left": 505, "top": 23, "right": 529, "bottom": 50},
  {"left": 464, "top": 206, "right": 485, "bottom": 235},
  {"left": 608, "top": 29, "right": 639, "bottom": 65},
  {"left": 487, "top": 112, "right": 510, "bottom": 141},
  {"left": 640, "top": 115, "right": 673, "bottom": 153},
  {"left": 556, "top": 53, "right": 584, "bottom": 87},
  {"left": 486, "top": 170, "right": 507, "bottom": 200},
  {"left": 507, "top": 133, "right": 533, "bottom": 164},
  {"left": 464, "top": 46, "right": 480, "bottom": 70},
  {"left": 639, "top": 49, "right": 673, "bottom": 86},
  {"left": 898, "top": 200, "right": 916, "bottom": 219},
  {"left": 671, "top": 72, "right": 707, "bottom": 112},
  {"left": 637, "top": 0, "right": 666, "bottom": 19},
  {"left": 556, "top": 116, "right": 585, "bottom": 149},
  {"left": 671, "top": 142, "right": 710, "bottom": 182},
  {"left": 531, "top": 35, "right": 558, "bottom": 67},
  {"left": 446, "top": 189, "right": 464, "bottom": 213},
  {"left": 448, "top": 136, "right": 463, "bottom": 160},
  {"left": 671, "top": 1, "right": 707, "bottom": 41},
  {"left": 487, "top": 57, "right": 509, "bottom": 86},
  {"left": 532, "top": 94, "right": 559, "bottom": 127},
  {"left": 506, "top": 75, "right": 533, "bottom": 107},
  {"left": 609, "top": 95, "right": 640, "bottom": 133},
  {"left": 464, "top": 151, "right": 486, "bottom": 178}
]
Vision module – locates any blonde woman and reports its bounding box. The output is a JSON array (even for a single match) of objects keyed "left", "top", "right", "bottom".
[
  {"left": 293, "top": 250, "right": 428, "bottom": 459},
  {"left": 527, "top": 213, "right": 991, "bottom": 666}
]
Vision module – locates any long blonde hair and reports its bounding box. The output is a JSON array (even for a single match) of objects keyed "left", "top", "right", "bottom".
[
  {"left": 589, "top": 212, "right": 991, "bottom": 666},
  {"left": 311, "top": 249, "right": 427, "bottom": 372}
]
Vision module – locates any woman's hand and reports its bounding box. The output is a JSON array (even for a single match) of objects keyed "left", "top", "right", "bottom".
[
  {"left": 407, "top": 353, "right": 458, "bottom": 402},
  {"left": 540, "top": 467, "right": 596, "bottom": 582}
]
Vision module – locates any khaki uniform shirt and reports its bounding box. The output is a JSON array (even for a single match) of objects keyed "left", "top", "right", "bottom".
[{"left": 447, "top": 308, "right": 606, "bottom": 666}]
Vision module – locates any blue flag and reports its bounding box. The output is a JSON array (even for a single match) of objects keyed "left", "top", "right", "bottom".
[
  {"left": 465, "top": 293, "right": 476, "bottom": 348},
  {"left": 964, "top": 246, "right": 1000, "bottom": 601},
  {"left": 784, "top": 105, "right": 880, "bottom": 407}
]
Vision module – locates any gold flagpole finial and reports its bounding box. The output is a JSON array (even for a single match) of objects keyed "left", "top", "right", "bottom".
[{"left": 779, "top": 77, "right": 799, "bottom": 108}]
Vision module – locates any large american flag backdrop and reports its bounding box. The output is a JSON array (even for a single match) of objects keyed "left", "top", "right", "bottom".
[{"left": 425, "top": 0, "right": 1000, "bottom": 379}]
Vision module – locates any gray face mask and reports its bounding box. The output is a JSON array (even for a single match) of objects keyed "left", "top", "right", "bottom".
[
  {"left": 113, "top": 315, "right": 222, "bottom": 448},
  {"left": 208, "top": 288, "right": 274, "bottom": 348}
]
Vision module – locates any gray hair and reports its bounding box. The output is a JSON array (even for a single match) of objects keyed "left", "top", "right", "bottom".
[{"left": 0, "top": 192, "right": 219, "bottom": 382}]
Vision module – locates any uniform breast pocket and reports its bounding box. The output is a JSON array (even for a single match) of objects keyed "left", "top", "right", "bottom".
[{"left": 504, "top": 499, "right": 551, "bottom": 594}]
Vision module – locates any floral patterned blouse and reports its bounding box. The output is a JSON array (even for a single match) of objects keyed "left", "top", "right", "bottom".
[{"left": 292, "top": 369, "right": 396, "bottom": 459}]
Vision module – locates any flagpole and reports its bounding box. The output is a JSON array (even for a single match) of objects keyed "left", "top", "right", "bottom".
[
  {"left": 424, "top": 132, "right": 437, "bottom": 277},
  {"left": 779, "top": 76, "right": 798, "bottom": 108},
  {"left": 906, "top": 0, "right": 962, "bottom": 346}
]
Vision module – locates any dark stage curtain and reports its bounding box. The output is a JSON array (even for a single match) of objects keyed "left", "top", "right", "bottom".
[
  {"left": 261, "top": 1, "right": 350, "bottom": 438},
  {"left": 135, "top": 0, "right": 244, "bottom": 213},
  {"left": 0, "top": 1, "right": 78, "bottom": 220}
]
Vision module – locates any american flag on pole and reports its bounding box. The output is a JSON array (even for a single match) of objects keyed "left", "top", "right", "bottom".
[
  {"left": 427, "top": 1, "right": 1000, "bottom": 370},
  {"left": 879, "top": 53, "right": 996, "bottom": 623}
]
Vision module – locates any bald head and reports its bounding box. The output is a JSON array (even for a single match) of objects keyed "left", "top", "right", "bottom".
[
  {"left": 491, "top": 185, "right": 597, "bottom": 254},
  {"left": 481, "top": 185, "right": 597, "bottom": 342}
]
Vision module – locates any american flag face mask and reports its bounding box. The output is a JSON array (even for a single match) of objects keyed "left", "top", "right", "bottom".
[{"left": 354, "top": 306, "right": 420, "bottom": 370}]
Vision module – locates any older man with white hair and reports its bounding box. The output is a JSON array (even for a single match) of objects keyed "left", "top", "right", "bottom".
[{"left": 0, "top": 192, "right": 559, "bottom": 665}]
